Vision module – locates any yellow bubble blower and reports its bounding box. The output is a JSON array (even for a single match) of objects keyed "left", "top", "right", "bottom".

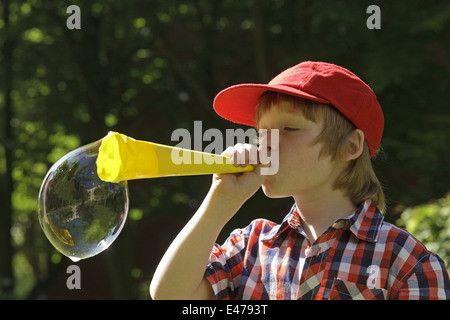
[{"left": 96, "top": 131, "right": 254, "bottom": 182}]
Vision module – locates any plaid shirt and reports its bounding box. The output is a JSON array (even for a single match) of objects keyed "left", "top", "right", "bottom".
[{"left": 204, "top": 200, "right": 450, "bottom": 300}]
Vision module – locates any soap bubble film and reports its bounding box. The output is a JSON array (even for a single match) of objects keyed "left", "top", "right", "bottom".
[{"left": 38, "top": 139, "right": 129, "bottom": 261}]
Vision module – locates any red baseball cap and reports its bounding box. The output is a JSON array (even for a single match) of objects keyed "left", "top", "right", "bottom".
[{"left": 213, "top": 61, "right": 384, "bottom": 157}]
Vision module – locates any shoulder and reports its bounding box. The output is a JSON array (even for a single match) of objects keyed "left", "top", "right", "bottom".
[
  {"left": 377, "top": 220, "right": 437, "bottom": 261},
  {"left": 378, "top": 222, "right": 450, "bottom": 299},
  {"left": 213, "top": 218, "right": 278, "bottom": 256},
  {"left": 229, "top": 218, "right": 279, "bottom": 240},
  {"left": 377, "top": 221, "right": 449, "bottom": 292}
]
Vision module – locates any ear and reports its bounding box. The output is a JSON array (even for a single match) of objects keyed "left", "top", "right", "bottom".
[{"left": 341, "top": 129, "right": 365, "bottom": 161}]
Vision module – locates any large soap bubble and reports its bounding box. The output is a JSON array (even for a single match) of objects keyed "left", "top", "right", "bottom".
[
  {"left": 38, "top": 131, "right": 253, "bottom": 261},
  {"left": 38, "top": 138, "right": 129, "bottom": 262}
]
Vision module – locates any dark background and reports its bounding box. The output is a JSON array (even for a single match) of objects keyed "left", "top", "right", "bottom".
[{"left": 0, "top": 0, "right": 448, "bottom": 299}]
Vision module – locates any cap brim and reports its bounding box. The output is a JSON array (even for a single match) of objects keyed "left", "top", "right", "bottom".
[{"left": 213, "top": 83, "right": 330, "bottom": 126}]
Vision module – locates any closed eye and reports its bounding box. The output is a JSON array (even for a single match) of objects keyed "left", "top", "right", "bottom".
[{"left": 284, "top": 127, "right": 299, "bottom": 131}]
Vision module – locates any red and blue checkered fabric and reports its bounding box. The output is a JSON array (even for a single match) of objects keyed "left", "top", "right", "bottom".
[{"left": 205, "top": 200, "right": 450, "bottom": 300}]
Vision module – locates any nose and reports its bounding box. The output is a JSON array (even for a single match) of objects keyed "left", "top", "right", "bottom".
[{"left": 258, "top": 129, "right": 279, "bottom": 155}]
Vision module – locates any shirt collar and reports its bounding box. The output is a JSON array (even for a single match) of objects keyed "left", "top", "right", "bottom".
[
  {"left": 262, "top": 200, "right": 384, "bottom": 243},
  {"left": 342, "top": 200, "right": 384, "bottom": 242}
]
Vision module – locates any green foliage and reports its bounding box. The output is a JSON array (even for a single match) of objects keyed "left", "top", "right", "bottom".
[{"left": 397, "top": 195, "right": 450, "bottom": 270}]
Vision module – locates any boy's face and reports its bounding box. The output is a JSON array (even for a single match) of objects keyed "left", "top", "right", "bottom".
[{"left": 257, "top": 101, "right": 344, "bottom": 200}]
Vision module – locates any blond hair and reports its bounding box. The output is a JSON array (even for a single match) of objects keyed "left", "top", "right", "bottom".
[{"left": 256, "top": 92, "right": 385, "bottom": 213}]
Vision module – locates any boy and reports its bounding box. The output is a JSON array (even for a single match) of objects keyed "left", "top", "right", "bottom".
[{"left": 150, "top": 61, "right": 450, "bottom": 300}]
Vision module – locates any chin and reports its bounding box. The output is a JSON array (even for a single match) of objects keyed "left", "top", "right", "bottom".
[{"left": 261, "top": 183, "right": 290, "bottom": 199}]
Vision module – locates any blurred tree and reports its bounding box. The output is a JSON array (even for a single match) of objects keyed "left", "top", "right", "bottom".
[{"left": 0, "top": 0, "right": 15, "bottom": 298}]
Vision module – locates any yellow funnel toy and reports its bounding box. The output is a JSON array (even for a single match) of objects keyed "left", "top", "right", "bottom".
[{"left": 97, "top": 132, "right": 254, "bottom": 182}]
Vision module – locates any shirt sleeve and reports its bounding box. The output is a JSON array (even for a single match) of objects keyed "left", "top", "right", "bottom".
[
  {"left": 204, "top": 224, "right": 252, "bottom": 300},
  {"left": 393, "top": 253, "right": 450, "bottom": 299}
]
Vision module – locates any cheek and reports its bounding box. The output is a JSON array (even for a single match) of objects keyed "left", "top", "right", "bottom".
[
  {"left": 278, "top": 142, "right": 330, "bottom": 181},
  {"left": 279, "top": 141, "right": 314, "bottom": 170}
]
